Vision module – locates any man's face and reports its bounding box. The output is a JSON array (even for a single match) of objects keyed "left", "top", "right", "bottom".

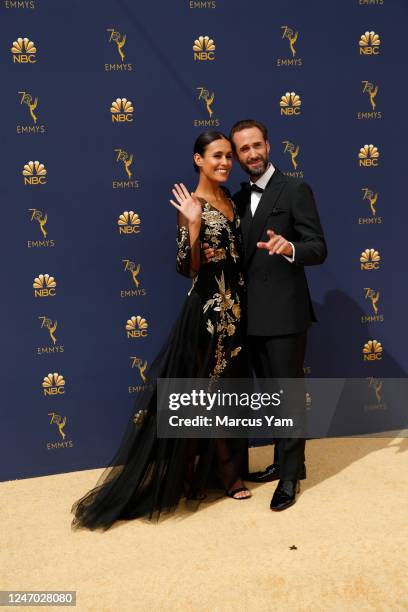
[{"left": 232, "top": 127, "right": 270, "bottom": 178}]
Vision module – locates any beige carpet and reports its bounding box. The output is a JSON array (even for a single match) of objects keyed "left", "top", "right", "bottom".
[{"left": 1, "top": 438, "right": 407, "bottom": 612}]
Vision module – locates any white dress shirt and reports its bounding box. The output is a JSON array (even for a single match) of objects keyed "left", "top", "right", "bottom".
[{"left": 250, "top": 163, "right": 295, "bottom": 263}]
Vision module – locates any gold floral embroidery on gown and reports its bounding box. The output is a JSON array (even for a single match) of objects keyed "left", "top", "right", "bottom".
[{"left": 177, "top": 198, "right": 246, "bottom": 380}]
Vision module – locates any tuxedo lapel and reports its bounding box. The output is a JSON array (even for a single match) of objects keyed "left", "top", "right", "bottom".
[{"left": 245, "top": 169, "right": 286, "bottom": 266}]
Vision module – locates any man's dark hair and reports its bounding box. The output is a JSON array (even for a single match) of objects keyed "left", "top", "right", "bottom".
[{"left": 229, "top": 120, "right": 268, "bottom": 148}]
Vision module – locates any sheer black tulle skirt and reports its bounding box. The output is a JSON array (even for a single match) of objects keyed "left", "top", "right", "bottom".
[{"left": 71, "top": 291, "right": 249, "bottom": 530}]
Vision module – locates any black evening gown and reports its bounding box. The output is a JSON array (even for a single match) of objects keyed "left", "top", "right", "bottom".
[{"left": 71, "top": 198, "right": 249, "bottom": 530}]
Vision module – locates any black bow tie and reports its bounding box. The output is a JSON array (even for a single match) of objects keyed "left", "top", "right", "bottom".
[{"left": 249, "top": 183, "right": 264, "bottom": 194}]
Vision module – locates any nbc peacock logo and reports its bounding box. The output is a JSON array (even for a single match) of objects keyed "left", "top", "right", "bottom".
[
  {"left": 193, "top": 36, "right": 216, "bottom": 61},
  {"left": 362, "top": 340, "right": 382, "bottom": 362},
  {"left": 359, "top": 144, "right": 379, "bottom": 167},
  {"left": 126, "top": 315, "right": 148, "bottom": 339},
  {"left": 280, "top": 92, "right": 301, "bottom": 116},
  {"left": 33, "top": 274, "right": 56, "bottom": 298},
  {"left": 118, "top": 211, "right": 141, "bottom": 235},
  {"left": 359, "top": 31, "right": 381, "bottom": 55},
  {"left": 360, "top": 248, "right": 380, "bottom": 270},
  {"left": 11, "top": 37, "right": 37, "bottom": 63},
  {"left": 42, "top": 372, "right": 65, "bottom": 396},
  {"left": 23, "top": 160, "right": 47, "bottom": 185},
  {"left": 110, "top": 98, "right": 134, "bottom": 122}
]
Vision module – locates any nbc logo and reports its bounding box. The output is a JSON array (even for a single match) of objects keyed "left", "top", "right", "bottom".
[
  {"left": 359, "top": 144, "right": 379, "bottom": 167},
  {"left": 193, "top": 36, "right": 216, "bottom": 61},
  {"left": 110, "top": 98, "right": 133, "bottom": 122},
  {"left": 118, "top": 211, "right": 141, "bottom": 234},
  {"left": 23, "top": 160, "right": 47, "bottom": 185},
  {"left": 359, "top": 31, "right": 381, "bottom": 55},
  {"left": 42, "top": 372, "right": 65, "bottom": 396},
  {"left": 33, "top": 274, "right": 57, "bottom": 297},
  {"left": 11, "top": 37, "right": 36, "bottom": 63},
  {"left": 280, "top": 92, "right": 301, "bottom": 116},
  {"left": 126, "top": 315, "right": 148, "bottom": 339},
  {"left": 360, "top": 248, "right": 380, "bottom": 270},
  {"left": 362, "top": 340, "right": 382, "bottom": 362}
]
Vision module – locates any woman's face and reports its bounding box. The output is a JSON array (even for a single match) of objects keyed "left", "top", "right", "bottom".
[{"left": 195, "top": 138, "right": 233, "bottom": 182}]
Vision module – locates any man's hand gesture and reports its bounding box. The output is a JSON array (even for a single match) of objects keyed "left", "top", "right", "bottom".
[{"left": 257, "top": 230, "right": 293, "bottom": 257}]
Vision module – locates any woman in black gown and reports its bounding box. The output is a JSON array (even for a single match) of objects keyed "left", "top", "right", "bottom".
[{"left": 71, "top": 132, "right": 251, "bottom": 530}]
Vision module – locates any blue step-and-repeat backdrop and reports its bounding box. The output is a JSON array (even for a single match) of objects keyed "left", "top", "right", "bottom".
[{"left": 1, "top": 0, "right": 406, "bottom": 481}]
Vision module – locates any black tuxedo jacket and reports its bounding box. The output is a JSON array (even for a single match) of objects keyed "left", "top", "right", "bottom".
[{"left": 234, "top": 168, "right": 327, "bottom": 336}]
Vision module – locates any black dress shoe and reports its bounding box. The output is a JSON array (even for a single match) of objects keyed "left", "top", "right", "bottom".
[
  {"left": 245, "top": 463, "right": 280, "bottom": 483},
  {"left": 270, "top": 479, "right": 300, "bottom": 511},
  {"left": 246, "top": 464, "right": 306, "bottom": 483}
]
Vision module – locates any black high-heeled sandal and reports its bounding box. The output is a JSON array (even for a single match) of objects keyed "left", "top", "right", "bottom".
[{"left": 217, "top": 458, "right": 251, "bottom": 500}]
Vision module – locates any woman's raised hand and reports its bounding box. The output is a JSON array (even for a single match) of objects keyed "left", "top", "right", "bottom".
[{"left": 170, "top": 183, "right": 202, "bottom": 224}]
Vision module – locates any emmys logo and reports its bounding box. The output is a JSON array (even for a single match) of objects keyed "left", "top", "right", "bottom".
[
  {"left": 33, "top": 274, "right": 57, "bottom": 297},
  {"left": 118, "top": 211, "right": 141, "bottom": 235},
  {"left": 365, "top": 288, "right": 380, "bottom": 313},
  {"left": 361, "top": 287, "right": 384, "bottom": 323},
  {"left": 121, "top": 260, "right": 147, "bottom": 298},
  {"left": 129, "top": 356, "right": 153, "bottom": 394},
  {"left": 130, "top": 356, "right": 148, "bottom": 382},
  {"left": 11, "top": 37, "right": 36, "bottom": 63},
  {"left": 189, "top": 0, "right": 216, "bottom": 8},
  {"left": 194, "top": 86, "right": 220, "bottom": 127},
  {"left": 362, "top": 339, "right": 382, "bottom": 361},
  {"left": 115, "top": 148, "right": 133, "bottom": 178},
  {"left": 105, "top": 28, "right": 133, "bottom": 71},
  {"left": 280, "top": 92, "right": 301, "bottom": 116},
  {"left": 193, "top": 36, "right": 215, "bottom": 61},
  {"left": 110, "top": 98, "right": 134, "bottom": 122},
  {"left": 17, "top": 91, "right": 45, "bottom": 135},
  {"left": 126, "top": 315, "right": 148, "bottom": 339},
  {"left": 23, "top": 160, "right": 47, "bottom": 185},
  {"left": 48, "top": 412, "right": 66, "bottom": 439},
  {"left": 5, "top": 1, "right": 36, "bottom": 8},
  {"left": 357, "top": 82, "right": 381, "bottom": 120},
  {"left": 358, "top": 144, "right": 379, "bottom": 167},
  {"left": 360, "top": 248, "right": 380, "bottom": 270},
  {"left": 42, "top": 372, "right": 65, "bottom": 396},
  {"left": 368, "top": 377, "right": 382, "bottom": 402},
  {"left": 282, "top": 141, "right": 303, "bottom": 178},
  {"left": 359, "top": 188, "right": 382, "bottom": 225},
  {"left": 359, "top": 31, "right": 381, "bottom": 55},
  {"left": 364, "top": 376, "right": 386, "bottom": 411},
  {"left": 37, "top": 315, "right": 64, "bottom": 355},
  {"left": 18, "top": 91, "right": 37, "bottom": 122},
  {"left": 113, "top": 149, "right": 139, "bottom": 189},
  {"left": 28, "top": 208, "right": 54, "bottom": 248},
  {"left": 47, "top": 411, "right": 74, "bottom": 450},
  {"left": 277, "top": 26, "right": 302, "bottom": 67}
]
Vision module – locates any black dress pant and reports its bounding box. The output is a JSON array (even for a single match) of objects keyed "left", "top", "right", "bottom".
[{"left": 249, "top": 332, "right": 307, "bottom": 480}]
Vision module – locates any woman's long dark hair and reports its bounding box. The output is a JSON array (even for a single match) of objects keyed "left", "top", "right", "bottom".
[{"left": 193, "top": 130, "right": 229, "bottom": 172}]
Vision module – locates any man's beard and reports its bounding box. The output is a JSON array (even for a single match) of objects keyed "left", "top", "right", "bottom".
[{"left": 239, "top": 155, "right": 268, "bottom": 178}]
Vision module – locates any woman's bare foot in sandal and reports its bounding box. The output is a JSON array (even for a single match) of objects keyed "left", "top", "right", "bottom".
[{"left": 226, "top": 478, "right": 251, "bottom": 500}]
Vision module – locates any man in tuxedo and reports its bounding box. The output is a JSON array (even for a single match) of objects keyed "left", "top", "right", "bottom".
[{"left": 206, "top": 119, "right": 327, "bottom": 510}]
